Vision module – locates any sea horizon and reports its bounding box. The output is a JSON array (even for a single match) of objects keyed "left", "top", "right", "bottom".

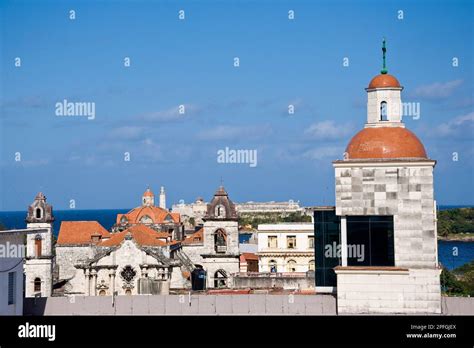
[{"left": 1, "top": 205, "right": 472, "bottom": 271}]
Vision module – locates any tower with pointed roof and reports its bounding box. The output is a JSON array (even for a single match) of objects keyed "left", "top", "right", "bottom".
[
  {"left": 199, "top": 185, "right": 240, "bottom": 288},
  {"left": 24, "top": 192, "right": 54, "bottom": 297},
  {"left": 331, "top": 40, "right": 441, "bottom": 314}
]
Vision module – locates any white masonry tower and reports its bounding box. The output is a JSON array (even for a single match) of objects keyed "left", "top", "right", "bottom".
[
  {"left": 24, "top": 192, "right": 54, "bottom": 297},
  {"left": 159, "top": 186, "right": 166, "bottom": 209}
]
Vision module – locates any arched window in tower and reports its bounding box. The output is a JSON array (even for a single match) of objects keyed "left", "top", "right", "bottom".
[
  {"left": 215, "top": 204, "right": 226, "bottom": 218},
  {"left": 269, "top": 260, "right": 277, "bottom": 273},
  {"left": 34, "top": 235, "right": 42, "bottom": 257},
  {"left": 308, "top": 260, "right": 315, "bottom": 271},
  {"left": 214, "top": 229, "right": 227, "bottom": 253},
  {"left": 35, "top": 208, "right": 42, "bottom": 219},
  {"left": 380, "top": 101, "right": 388, "bottom": 121},
  {"left": 287, "top": 259, "right": 297, "bottom": 272},
  {"left": 34, "top": 278, "right": 41, "bottom": 293}
]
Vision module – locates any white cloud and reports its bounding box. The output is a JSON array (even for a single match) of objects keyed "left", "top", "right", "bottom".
[
  {"left": 302, "top": 146, "right": 344, "bottom": 160},
  {"left": 141, "top": 104, "right": 199, "bottom": 122},
  {"left": 304, "top": 120, "right": 353, "bottom": 140},
  {"left": 433, "top": 112, "right": 474, "bottom": 137},
  {"left": 412, "top": 79, "right": 463, "bottom": 99},
  {"left": 197, "top": 124, "right": 272, "bottom": 140},
  {"left": 108, "top": 126, "right": 145, "bottom": 140}
]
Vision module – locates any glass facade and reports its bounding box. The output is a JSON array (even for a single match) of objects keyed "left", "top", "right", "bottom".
[
  {"left": 346, "top": 216, "right": 394, "bottom": 266},
  {"left": 314, "top": 209, "right": 340, "bottom": 287}
]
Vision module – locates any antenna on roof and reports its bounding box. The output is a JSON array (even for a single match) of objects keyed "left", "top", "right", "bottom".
[{"left": 381, "top": 37, "right": 388, "bottom": 74}]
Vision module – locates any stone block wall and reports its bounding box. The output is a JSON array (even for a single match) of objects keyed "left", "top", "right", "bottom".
[
  {"left": 334, "top": 162, "right": 437, "bottom": 269},
  {"left": 335, "top": 268, "right": 441, "bottom": 314}
]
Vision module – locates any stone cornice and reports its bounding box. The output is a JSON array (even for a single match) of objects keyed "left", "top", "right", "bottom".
[{"left": 333, "top": 159, "right": 436, "bottom": 167}]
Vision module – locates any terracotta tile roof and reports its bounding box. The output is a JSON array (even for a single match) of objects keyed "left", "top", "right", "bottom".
[
  {"left": 345, "top": 127, "right": 427, "bottom": 160},
  {"left": 143, "top": 188, "right": 154, "bottom": 197},
  {"left": 99, "top": 224, "right": 172, "bottom": 247},
  {"left": 368, "top": 73, "right": 401, "bottom": 89},
  {"left": 116, "top": 206, "right": 180, "bottom": 225},
  {"left": 57, "top": 221, "right": 111, "bottom": 245},
  {"left": 182, "top": 228, "right": 203, "bottom": 245}
]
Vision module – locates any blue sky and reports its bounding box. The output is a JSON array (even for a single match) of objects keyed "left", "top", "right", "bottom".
[{"left": 0, "top": 0, "right": 473, "bottom": 210}]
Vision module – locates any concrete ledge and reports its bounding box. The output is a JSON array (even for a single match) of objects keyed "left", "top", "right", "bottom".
[{"left": 334, "top": 266, "right": 409, "bottom": 275}]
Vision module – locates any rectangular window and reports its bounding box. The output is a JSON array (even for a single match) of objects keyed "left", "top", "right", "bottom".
[
  {"left": 287, "top": 236, "right": 296, "bottom": 249},
  {"left": 346, "top": 216, "right": 394, "bottom": 267},
  {"left": 314, "top": 209, "right": 341, "bottom": 287},
  {"left": 308, "top": 236, "right": 314, "bottom": 249},
  {"left": 268, "top": 236, "right": 278, "bottom": 248},
  {"left": 8, "top": 272, "right": 15, "bottom": 305}
]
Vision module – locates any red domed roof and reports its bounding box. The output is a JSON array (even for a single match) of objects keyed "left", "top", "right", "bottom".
[
  {"left": 368, "top": 74, "right": 401, "bottom": 89},
  {"left": 345, "top": 127, "right": 427, "bottom": 160},
  {"left": 143, "top": 189, "right": 154, "bottom": 197},
  {"left": 116, "top": 206, "right": 180, "bottom": 225}
]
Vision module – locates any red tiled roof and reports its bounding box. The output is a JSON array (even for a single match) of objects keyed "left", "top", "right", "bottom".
[
  {"left": 182, "top": 228, "right": 203, "bottom": 245},
  {"left": 345, "top": 127, "right": 427, "bottom": 160},
  {"left": 368, "top": 73, "right": 401, "bottom": 89},
  {"left": 116, "top": 206, "right": 180, "bottom": 225},
  {"left": 99, "top": 224, "right": 174, "bottom": 247},
  {"left": 57, "top": 221, "right": 111, "bottom": 245},
  {"left": 143, "top": 189, "right": 154, "bottom": 197}
]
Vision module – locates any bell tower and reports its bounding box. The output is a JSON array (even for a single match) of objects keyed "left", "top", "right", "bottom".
[
  {"left": 201, "top": 185, "right": 240, "bottom": 288},
  {"left": 159, "top": 186, "right": 166, "bottom": 209},
  {"left": 24, "top": 192, "right": 54, "bottom": 297},
  {"left": 366, "top": 39, "right": 404, "bottom": 128}
]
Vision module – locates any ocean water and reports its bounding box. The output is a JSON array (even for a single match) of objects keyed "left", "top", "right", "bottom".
[
  {"left": 0, "top": 206, "right": 472, "bottom": 270},
  {"left": 0, "top": 209, "right": 129, "bottom": 234}
]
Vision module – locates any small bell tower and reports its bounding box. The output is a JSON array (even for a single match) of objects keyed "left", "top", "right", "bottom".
[
  {"left": 366, "top": 38, "right": 404, "bottom": 128},
  {"left": 24, "top": 192, "right": 54, "bottom": 297}
]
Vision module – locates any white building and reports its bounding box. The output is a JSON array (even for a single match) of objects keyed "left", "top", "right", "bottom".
[
  {"left": 171, "top": 197, "right": 208, "bottom": 229},
  {"left": 236, "top": 200, "right": 302, "bottom": 214},
  {"left": 257, "top": 223, "right": 315, "bottom": 273},
  {"left": 0, "top": 231, "right": 24, "bottom": 315}
]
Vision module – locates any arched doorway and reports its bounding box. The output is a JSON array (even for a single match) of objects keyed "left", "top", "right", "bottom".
[
  {"left": 287, "top": 260, "right": 297, "bottom": 272},
  {"left": 308, "top": 260, "right": 315, "bottom": 271},
  {"left": 214, "top": 269, "right": 228, "bottom": 288}
]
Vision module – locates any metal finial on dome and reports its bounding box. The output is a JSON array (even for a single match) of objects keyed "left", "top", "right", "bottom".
[{"left": 381, "top": 38, "right": 388, "bottom": 74}]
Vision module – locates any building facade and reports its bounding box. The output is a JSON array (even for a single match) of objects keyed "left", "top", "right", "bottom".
[
  {"left": 257, "top": 223, "right": 315, "bottom": 273},
  {"left": 0, "top": 231, "right": 24, "bottom": 315},
  {"left": 56, "top": 189, "right": 188, "bottom": 295}
]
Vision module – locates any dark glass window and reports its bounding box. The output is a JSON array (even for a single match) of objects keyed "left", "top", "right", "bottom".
[
  {"left": 34, "top": 278, "right": 41, "bottom": 293},
  {"left": 8, "top": 272, "right": 15, "bottom": 305},
  {"left": 346, "top": 216, "right": 394, "bottom": 266},
  {"left": 314, "top": 209, "right": 341, "bottom": 287}
]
